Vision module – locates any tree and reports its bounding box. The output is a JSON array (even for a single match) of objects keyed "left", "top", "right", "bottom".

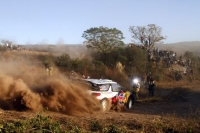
[
  {"left": 129, "top": 24, "right": 166, "bottom": 50},
  {"left": 93, "top": 60, "right": 105, "bottom": 77},
  {"left": 123, "top": 46, "right": 148, "bottom": 75},
  {"left": 55, "top": 53, "right": 71, "bottom": 67},
  {"left": 82, "top": 26, "right": 125, "bottom": 53}
]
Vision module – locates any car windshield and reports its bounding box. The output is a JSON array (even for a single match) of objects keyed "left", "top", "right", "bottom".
[{"left": 88, "top": 82, "right": 110, "bottom": 91}]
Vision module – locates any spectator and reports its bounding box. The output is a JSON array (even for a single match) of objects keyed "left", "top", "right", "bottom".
[
  {"left": 44, "top": 63, "right": 53, "bottom": 76},
  {"left": 148, "top": 77, "right": 155, "bottom": 97},
  {"left": 49, "top": 66, "right": 53, "bottom": 76},
  {"left": 69, "top": 70, "right": 74, "bottom": 79},
  {"left": 167, "top": 59, "right": 171, "bottom": 68},
  {"left": 175, "top": 71, "right": 182, "bottom": 81}
]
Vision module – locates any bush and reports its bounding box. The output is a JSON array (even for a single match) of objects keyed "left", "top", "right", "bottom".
[{"left": 0, "top": 113, "right": 64, "bottom": 133}]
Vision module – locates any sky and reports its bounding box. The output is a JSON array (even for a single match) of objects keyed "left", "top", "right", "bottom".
[{"left": 0, "top": 0, "right": 199, "bottom": 45}]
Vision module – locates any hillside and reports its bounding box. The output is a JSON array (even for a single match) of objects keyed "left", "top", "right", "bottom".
[
  {"left": 18, "top": 41, "right": 200, "bottom": 60},
  {"left": 157, "top": 41, "right": 200, "bottom": 56}
]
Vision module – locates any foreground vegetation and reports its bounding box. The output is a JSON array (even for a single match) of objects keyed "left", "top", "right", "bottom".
[{"left": 0, "top": 107, "right": 199, "bottom": 133}]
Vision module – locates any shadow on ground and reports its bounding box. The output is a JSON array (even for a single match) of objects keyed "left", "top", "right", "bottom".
[{"left": 125, "top": 87, "right": 200, "bottom": 119}]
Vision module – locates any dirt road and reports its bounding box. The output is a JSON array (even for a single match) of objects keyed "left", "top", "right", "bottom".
[{"left": 0, "top": 85, "right": 199, "bottom": 121}]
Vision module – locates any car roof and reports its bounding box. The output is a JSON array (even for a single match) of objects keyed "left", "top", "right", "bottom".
[{"left": 85, "top": 78, "right": 117, "bottom": 84}]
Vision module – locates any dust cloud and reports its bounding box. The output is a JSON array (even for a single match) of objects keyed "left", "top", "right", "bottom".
[
  {"left": 25, "top": 44, "right": 92, "bottom": 59},
  {"left": 0, "top": 51, "right": 102, "bottom": 116}
]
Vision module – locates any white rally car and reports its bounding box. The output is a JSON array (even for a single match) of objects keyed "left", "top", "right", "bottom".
[{"left": 85, "top": 79, "right": 134, "bottom": 111}]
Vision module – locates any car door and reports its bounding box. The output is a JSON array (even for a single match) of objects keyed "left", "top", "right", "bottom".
[{"left": 111, "top": 84, "right": 123, "bottom": 97}]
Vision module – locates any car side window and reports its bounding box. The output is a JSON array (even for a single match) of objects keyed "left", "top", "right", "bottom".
[
  {"left": 99, "top": 84, "right": 110, "bottom": 91},
  {"left": 111, "top": 84, "right": 123, "bottom": 92}
]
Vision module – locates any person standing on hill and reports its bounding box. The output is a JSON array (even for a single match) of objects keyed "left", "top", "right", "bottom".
[
  {"left": 48, "top": 65, "right": 53, "bottom": 76},
  {"left": 45, "top": 63, "right": 53, "bottom": 76},
  {"left": 148, "top": 77, "right": 155, "bottom": 97}
]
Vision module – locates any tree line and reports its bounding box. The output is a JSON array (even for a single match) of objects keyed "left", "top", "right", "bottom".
[
  {"left": 1, "top": 24, "right": 199, "bottom": 86},
  {"left": 82, "top": 24, "right": 166, "bottom": 53}
]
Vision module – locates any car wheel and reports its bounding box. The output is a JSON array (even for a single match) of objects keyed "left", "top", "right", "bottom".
[
  {"left": 101, "top": 99, "right": 109, "bottom": 111},
  {"left": 126, "top": 98, "right": 133, "bottom": 109}
]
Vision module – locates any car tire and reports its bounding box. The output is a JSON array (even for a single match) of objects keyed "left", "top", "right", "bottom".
[
  {"left": 101, "top": 99, "right": 109, "bottom": 111},
  {"left": 126, "top": 97, "right": 133, "bottom": 109}
]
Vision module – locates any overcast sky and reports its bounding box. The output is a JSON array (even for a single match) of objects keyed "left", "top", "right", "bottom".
[{"left": 0, "top": 0, "right": 199, "bottom": 44}]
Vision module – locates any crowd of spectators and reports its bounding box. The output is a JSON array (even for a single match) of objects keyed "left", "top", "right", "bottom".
[
  {"left": 128, "top": 43, "right": 192, "bottom": 68},
  {"left": 128, "top": 43, "right": 197, "bottom": 81}
]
